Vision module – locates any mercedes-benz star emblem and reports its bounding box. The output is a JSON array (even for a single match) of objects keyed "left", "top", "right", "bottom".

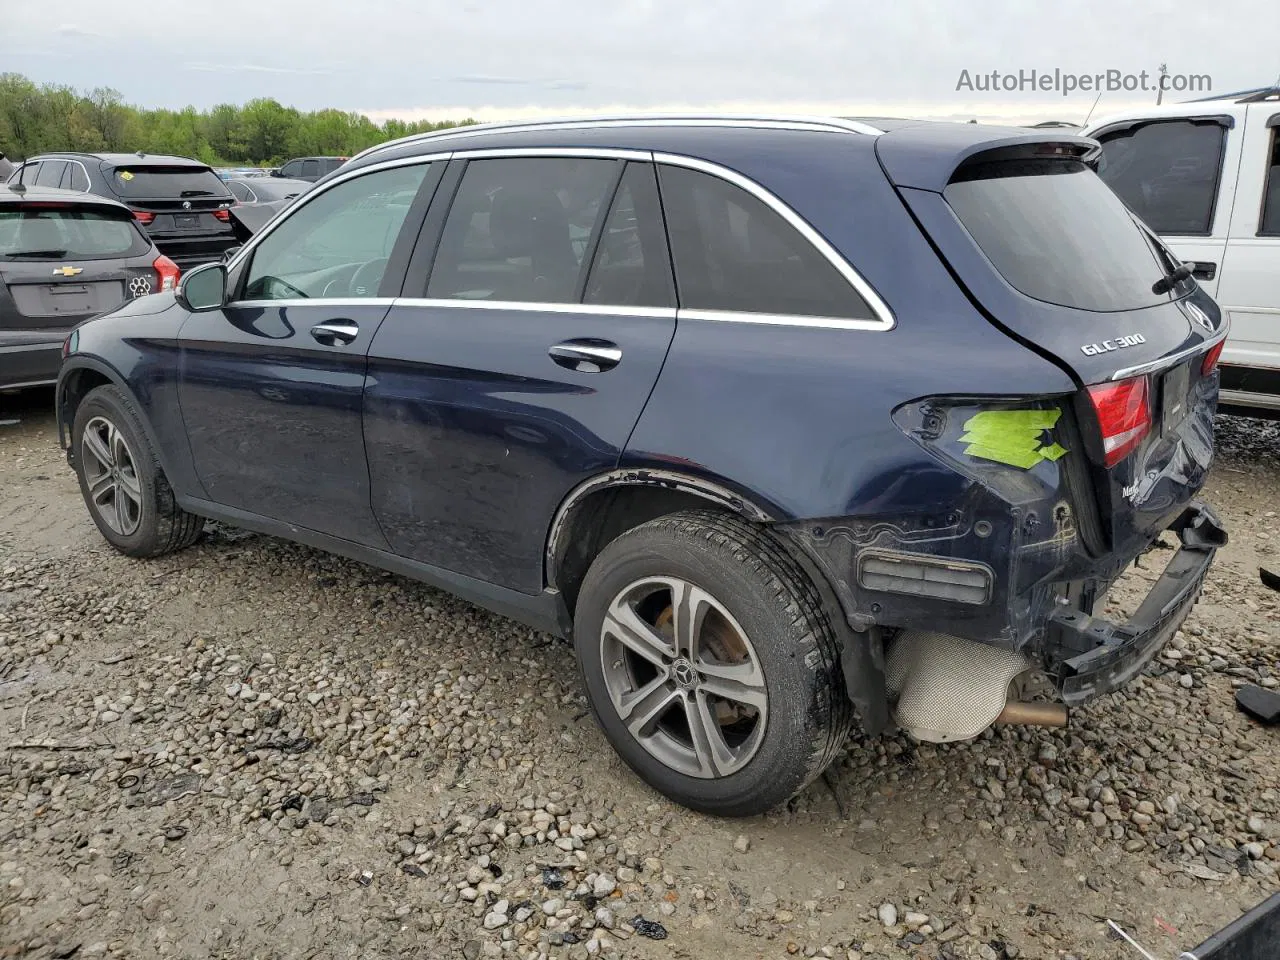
[{"left": 671, "top": 659, "right": 698, "bottom": 690}]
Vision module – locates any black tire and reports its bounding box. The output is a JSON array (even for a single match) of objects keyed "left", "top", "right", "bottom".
[
  {"left": 71, "top": 384, "right": 203, "bottom": 558},
  {"left": 574, "top": 509, "right": 852, "bottom": 816}
]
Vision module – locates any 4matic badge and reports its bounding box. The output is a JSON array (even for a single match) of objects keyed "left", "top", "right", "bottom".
[{"left": 1080, "top": 333, "right": 1146, "bottom": 357}]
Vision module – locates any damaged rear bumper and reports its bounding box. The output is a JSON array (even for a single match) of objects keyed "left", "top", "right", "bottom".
[{"left": 1047, "top": 500, "right": 1226, "bottom": 705}]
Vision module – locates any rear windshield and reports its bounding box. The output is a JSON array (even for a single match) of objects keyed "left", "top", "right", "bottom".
[
  {"left": 107, "top": 165, "right": 231, "bottom": 200},
  {"left": 0, "top": 206, "right": 151, "bottom": 261},
  {"left": 944, "top": 158, "right": 1173, "bottom": 313}
]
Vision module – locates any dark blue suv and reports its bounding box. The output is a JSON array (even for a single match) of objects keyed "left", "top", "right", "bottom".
[{"left": 55, "top": 115, "right": 1227, "bottom": 816}]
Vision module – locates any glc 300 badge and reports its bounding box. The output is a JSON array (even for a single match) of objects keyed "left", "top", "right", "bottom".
[{"left": 1080, "top": 333, "right": 1145, "bottom": 357}]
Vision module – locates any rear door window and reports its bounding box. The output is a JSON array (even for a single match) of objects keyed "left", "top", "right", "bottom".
[
  {"left": 583, "top": 162, "right": 674, "bottom": 308},
  {"left": 426, "top": 156, "right": 619, "bottom": 303},
  {"left": 108, "top": 166, "right": 231, "bottom": 200},
  {"left": 301, "top": 160, "right": 321, "bottom": 179},
  {"left": 1095, "top": 120, "right": 1226, "bottom": 235},
  {"left": 228, "top": 181, "right": 254, "bottom": 202},
  {"left": 945, "top": 158, "right": 1173, "bottom": 312},
  {"left": 657, "top": 164, "right": 876, "bottom": 319},
  {"left": 35, "top": 161, "right": 67, "bottom": 188}
]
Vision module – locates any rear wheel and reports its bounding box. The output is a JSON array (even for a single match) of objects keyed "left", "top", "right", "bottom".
[
  {"left": 72, "top": 384, "right": 203, "bottom": 558},
  {"left": 574, "top": 510, "right": 851, "bottom": 816}
]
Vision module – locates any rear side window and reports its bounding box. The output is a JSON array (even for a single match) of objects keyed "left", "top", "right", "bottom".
[
  {"left": 945, "top": 158, "right": 1172, "bottom": 313},
  {"left": 426, "top": 157, "right": 619, "bottom": 303},
  {"left": 583, "top": 163, "right": 675, "bottom": 308},
  {"left": 68, "top": 164, "right": 90, "bottom": 192},
  {"left": 657, "top": 165, "right": 875, "bottom": 319},
  {"left": 1261, "top": 128, "right": 1280, "bottom": 236},
  {"left": 108, "top": 166, "right": 231, "bottom": 200},
  {"left": 227, "top": 181, "right": 254, "bottom": 202},
  {"left": 0, "top": 207, "right": 152, "bottom": 261},
  {"left": 301, "top": 160, "right": 320, "bottom": 179},
  {"left": 1095, "top": 120, "right": 1226, "bottom": 235}
]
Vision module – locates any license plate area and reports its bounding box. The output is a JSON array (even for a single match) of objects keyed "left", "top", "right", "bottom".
[
  {"left": 1159, "top": 362, "right": 1192, "bottom": 435},
  {"left": 174, "top": 215, "right": 200, "bottom": 229}
]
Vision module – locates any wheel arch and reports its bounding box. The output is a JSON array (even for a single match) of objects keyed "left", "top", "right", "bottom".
[
  {"left": 545, "top": 467, "right": 891, "bottom": 737},
  {"left": 56, "top": 358, "right": 176, "bottom": 483}
]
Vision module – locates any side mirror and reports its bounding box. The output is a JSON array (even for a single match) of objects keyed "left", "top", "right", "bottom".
[
  {"left": 176, "top": 262, "right": 228, "bottom": 312},
  {"left": 221, "top": 245, "right": 242, "bottom": 263}
]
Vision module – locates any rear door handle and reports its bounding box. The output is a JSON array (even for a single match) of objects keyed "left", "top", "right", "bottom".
[
  {"left": 548, "top": 339, "right": 622, "bottom": 373},
  {"left": 310, "top": 320, "right": 359, "bottom": 345},
  {"left": 1190, "top": 261, "right": 1217, "bottom": 281}
]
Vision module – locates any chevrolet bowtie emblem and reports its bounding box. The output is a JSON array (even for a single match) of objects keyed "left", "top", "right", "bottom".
[{"left": 53, "top": 266, "right": 83, "bottom": 277}]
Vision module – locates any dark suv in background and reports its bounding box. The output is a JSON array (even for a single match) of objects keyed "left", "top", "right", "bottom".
[
  {"left": 56, "top": 115, "right": 1226, "bottom": 816},
  {"left": 7, "top": 153, "right": 238, "bottom": 269},
  {"left": 273, "top": 156, "right": 347, "bottom": 182},
  {"left": 1, "top": 183, "right": 176, "bottom": 390}
]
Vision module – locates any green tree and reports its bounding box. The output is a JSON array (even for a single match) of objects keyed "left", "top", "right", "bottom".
[{"left": 0, "top": 73, "right": 476, "bottom": 165}]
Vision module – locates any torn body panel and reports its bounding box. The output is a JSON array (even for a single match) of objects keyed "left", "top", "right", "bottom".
[{"left": 782, "top": 390, "right": 1223, "bottom": 708}]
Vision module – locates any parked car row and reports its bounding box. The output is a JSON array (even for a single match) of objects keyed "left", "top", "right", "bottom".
[
  {"left": 5, "top": 152, "right": 240, "bottom": 271},
  {"left": 1, "top": 182, "right": 179, "bottom": 390}
]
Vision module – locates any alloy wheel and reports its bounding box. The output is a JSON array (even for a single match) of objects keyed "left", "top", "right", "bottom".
[
  {"left": 599, "top": 576, "right": 768, "bottom": 779},
  {"left": 80, "top": 416, "right": 143, "bottom": 537}
]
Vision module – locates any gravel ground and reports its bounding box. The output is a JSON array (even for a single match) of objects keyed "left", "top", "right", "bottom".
[{"left": 1, "top": 389, "right": 1278, "bottom": 960}]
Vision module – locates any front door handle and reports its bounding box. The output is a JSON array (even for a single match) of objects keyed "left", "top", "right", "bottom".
[
  {"left": 548, "top": 339, "right": 622, "bottom": 373},
  {"left": 310, "top": 320, "right": 359, "bottom": 346},
  {"left": 1190, "top": 261, "right": 1217, "bottom": 282}
]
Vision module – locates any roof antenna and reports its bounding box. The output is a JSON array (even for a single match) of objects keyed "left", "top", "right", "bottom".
[
  {"left": 11, "top": 156, "right": 27, "bottom": 195},
  {"left": 1083, "top": 88, "right": 1105, "bottom": 127}
]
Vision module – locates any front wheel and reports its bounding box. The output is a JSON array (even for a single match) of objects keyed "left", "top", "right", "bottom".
[
  {"left": 71, "top": 384, "right": 204, "bottom": 558},
  {"left": 573, "top": 510, "right": 851, "bottom": 816}
]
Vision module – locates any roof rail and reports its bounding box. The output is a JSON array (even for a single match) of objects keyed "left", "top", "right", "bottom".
[
  {"left": 350, "top": 114, "right": 883, "bottom": 163},
  {"left": 1185, "top": 86, "right": 1280, "bottom": 104}
]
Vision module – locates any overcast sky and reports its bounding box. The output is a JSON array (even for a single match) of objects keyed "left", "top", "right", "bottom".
[{"left": 5, "top": 0, "right": 1279, "bottom": 125}]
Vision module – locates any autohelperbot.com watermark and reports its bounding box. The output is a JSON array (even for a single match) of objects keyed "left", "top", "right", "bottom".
[{"left": 955, "top": 68, "right": 1211, "bottom": 97}]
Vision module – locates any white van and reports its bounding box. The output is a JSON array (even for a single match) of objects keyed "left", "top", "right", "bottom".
[{"left": 1085, "top": 88, "right": 1280, "bottom": 416}]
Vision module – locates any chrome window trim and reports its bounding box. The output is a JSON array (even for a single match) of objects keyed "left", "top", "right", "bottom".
[
  {"left": 1109, "top": 327, "right": 1228, "bottom": 380},
  {"left": 353, "top": 115, "right": 883, "bottom": 163},
  {"left": 394, "top": 298, "right": 677, "bottom": 319},
  {"left": 223, "top": 152, "right": 452, "bottom": 272},
  {"left": 224, "top": 146, "right": 894, "bottom": 332},
  {"left": 677, "top": 308, "right": 891, "bottom": 331},
  {"left": 653, "top": 152, "right": 895, "bottom": 331},
  {"left": 229, "top": 297, "right": 399, "bottom": 309}
]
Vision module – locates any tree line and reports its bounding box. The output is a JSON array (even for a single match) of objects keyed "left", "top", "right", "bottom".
[{"left": 0, "top": 73, "right": 474, "bottom": 166}]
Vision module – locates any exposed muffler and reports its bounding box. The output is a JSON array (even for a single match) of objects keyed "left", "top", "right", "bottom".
[{"left": 885, "top": 630, "right": 1068, "bottom": 742}]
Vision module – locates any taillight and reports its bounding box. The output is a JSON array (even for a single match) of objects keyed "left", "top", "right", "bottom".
[
  {"left": 153, "top": 254, "right": 180, "bottom": 293},
  {"left": 133, "top": 211, "right": 155, "bottom": 225},
  {"left": 1087, "top": 377, "right": 1151, "bottom": 468},
  {"left": 213, "top": 208, "right": 231, "bottom": 222},
  {"left": 1201, "top": 340, "right": 1225, "bottom": 376}
]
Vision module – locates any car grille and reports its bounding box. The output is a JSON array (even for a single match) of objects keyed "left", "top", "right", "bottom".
[{"left": 127, "top": 275, "right": 153, "bottom": 299}]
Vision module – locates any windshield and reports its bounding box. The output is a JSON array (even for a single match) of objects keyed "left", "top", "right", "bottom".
[
  {"left": 108, "top": 165, "right": 232, "bottom": 200},
  {"left": 944, "top": 158, "right": 1174, "bottom": 313},
  {"left": 0, "top": 206, "right": 151, "bottom": 261}
]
